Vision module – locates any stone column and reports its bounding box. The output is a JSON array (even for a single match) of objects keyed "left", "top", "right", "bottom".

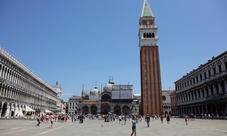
[
  {"left": 196, "top": 90, "right": 199, "bottom": 99},
  {"left": 208, "top": 86, "right": 211, "bottom": 96},
  {"left": 203, "top": 87, "right": 207, "bottom": 97},
  {"left": 0, "top": 65, "right": 2, "bottom": 78},
  {"left": 213, "top": 84, "right": 217, "bottom": 94},
  {"left": 0, "top": 84, "right": 2, "bottom": 96},
  {"left": 0, "top": 102, "right": 3, "bottom": 117},
  {"left": 190, "top": 92, "right": 192, "bottom": 100},
  {"left": 224, "top": 80, "right": 227, "bottom": 94},
  {"left": 215, "top": 104, "right": 218, "bottom": 114},
  {"left": 205, "top": 105, "right": 208, "bottom": 114},
  {"left": 88, "top": 105, "right": 91, "bottom": 114},
  {"left": 201, "top": 105, "right": 204, "bottom": 114},
  {"left": 110, "top": 106, "right": 114, "bottom": 114},
  {"left": 225, "top": 103, "right": 227, "bottom": 114},
  {"left": 218, "top": 82, "right": 223, "bottom": 94},
  {"left": 198, "top": 106, "right": 201, "bottom": 114},
  {"left": 5, "top": 105, "right": 10, "bottom": 117}
]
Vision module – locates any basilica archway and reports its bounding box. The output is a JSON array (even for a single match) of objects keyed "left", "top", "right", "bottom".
[
  {"left": 101, "top": 94, "right": 111, "bottom": 102},
  {"left": 114, "top": 105, "right": 121, "bottom": 115},
  {"left": 1, "top": 102, "right": 7, "bottom": 117},
  {"left": 11, "top": 103, "right": 16, "bottom": 116},
  {"left": 82, "top": 106, "right": 89, "bottom": 115},
  {"left": 101, "top": 103, "right": 110, "bottom": 115},
  {"left": 122, "top": 105, "right": 130, "bottom": 115},
  {"left": 91, "top": 105, "right": 97, "bottom": 115}
]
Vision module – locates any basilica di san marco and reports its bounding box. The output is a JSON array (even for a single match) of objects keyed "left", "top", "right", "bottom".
[{"left": 77, "top": 78, "right": 140, "bottom": 116}]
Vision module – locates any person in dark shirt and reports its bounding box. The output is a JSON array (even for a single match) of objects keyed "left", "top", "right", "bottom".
[{"left": 145, "top": 114, "right": 150, "bottom": 127}]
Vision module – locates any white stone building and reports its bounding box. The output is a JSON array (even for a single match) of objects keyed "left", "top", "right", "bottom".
[
  {"left": 68, "top": 95, "right": 82, "bottom": 114},
  {"left": 0, "top": 46, "right": 58, "bottom": 117},
  {"left": 173, "top": 50, "right": 227, "bottom": 116}
]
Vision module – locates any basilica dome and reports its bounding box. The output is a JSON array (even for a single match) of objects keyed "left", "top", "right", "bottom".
[
  {"left": 103, "top": 79, "right": 115, "bottom": 92},
  {"left": 90, "top": 86, "right": 99, "bottom": 95}
]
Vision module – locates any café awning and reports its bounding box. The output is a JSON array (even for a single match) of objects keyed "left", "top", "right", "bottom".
[
  {"left": 45, "top": 109, "right": 53, "bottom": 113},
  {"left": 25, "top": 106, "right": 35, "bottom": 112}
]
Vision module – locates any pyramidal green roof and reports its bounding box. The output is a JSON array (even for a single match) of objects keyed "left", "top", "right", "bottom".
[{"left": 141, "top": 0, "right": 154, "bottom": 17}]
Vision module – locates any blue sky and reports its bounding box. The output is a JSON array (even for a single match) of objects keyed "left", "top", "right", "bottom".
[{"left": 0, "top": 0, "right": 226, "bottom": 101}]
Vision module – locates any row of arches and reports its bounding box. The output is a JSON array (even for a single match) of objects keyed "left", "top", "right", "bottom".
[
  {"left": 80, "top": 103, "right": 131, "bottom": 115},
  {"left": 0, "top": 63, "right": 57, "bottom": 105},
  {"left": 176, "top": 81, "right": 227, "bottom": 104},
  {"left": 143, "top": 33, "right": 155, "bottom": 38},
  {"left": 0, "top": 101, "right": 41, "bottom": 117}
]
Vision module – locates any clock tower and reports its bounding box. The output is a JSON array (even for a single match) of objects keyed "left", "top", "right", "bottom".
[{"left": 138, "top": 0, "right": 163, "bottom": 115}]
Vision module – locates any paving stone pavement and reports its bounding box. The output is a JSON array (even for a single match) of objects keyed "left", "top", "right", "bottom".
[{"left": 0, "top": 118, "right": 226, "bottom": 136}]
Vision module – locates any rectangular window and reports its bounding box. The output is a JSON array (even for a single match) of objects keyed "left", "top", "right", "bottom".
[
  {"left": 208, "top": 70, "right": 211, "bottom": 76},
  {"left": 213, "top": 68, "right": 216, "bottom": 75},
  {"left": 225, "top": 62, "right": 227, "bottom": 70},
  {"left": 200, "top": 74, "right": 202, "bottom": 80},
  {"left": 218, "top": 65, "right": 222, "bottom": 72},
  {"left": 196, "top": 76, "right": 198, "bottom": 82},
  {"left": 204, "top": 72, "right": 206, "bottom": 79}
]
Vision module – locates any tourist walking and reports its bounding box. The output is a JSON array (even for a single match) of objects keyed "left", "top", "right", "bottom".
[
  {"left": 124, "top": 115, "right": 127, "bottom": 125},
  {"left": 119, "top": 115, "right": 122, "bottom": 124},
  {"left": 37, "top": 115, "right": 41, "bottom": 126},
  {"left": 71, "top": 114, "right": 74, "bottom": 122},
  {"left": 166, "top": 114, "right": 170, "bottom": 124},
  {"left": 41, "top": 114, "right": 44, "bottom": 123},
  {"left": 185, "top": 115, "right": 188, "bottom": 125},
  {"left": 49, "top": 115, "right": 54, "bottom": 128},
  {"left": 160, "top": 115, "right": 164, "bottom": 124},
  {"left": 145, "top": 114, "right": 150, "bottom": 127},
  {"left": 130, "top": 115, "right": 137, "bottom": 136}
]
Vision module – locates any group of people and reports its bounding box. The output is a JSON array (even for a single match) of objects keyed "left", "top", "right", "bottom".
[
  {"left": 36, "top": 114, "right": 54, "bottom": 128},
  {"left": 130, "top": 114, "right": 171, "bottom": 136}
]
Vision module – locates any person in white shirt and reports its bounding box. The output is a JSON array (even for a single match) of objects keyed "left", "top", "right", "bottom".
[
  {"left": 49, "top": 115, "right": 54, "bottom": 128},
  {"left": 119, "top": 115, "right": 122, "bottom": 124}
]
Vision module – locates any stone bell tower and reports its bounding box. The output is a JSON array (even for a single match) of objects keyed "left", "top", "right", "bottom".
[{"left": 138, "top": 0, "right": 163, "bottom": 115}]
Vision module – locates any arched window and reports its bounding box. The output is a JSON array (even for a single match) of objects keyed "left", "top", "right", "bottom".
[
  {"left": 152, "top": 33, "right": 155, "bottom": 38},
  {"left": 162, "top": 96, "right": 166, "bottom": 100},
  {"left": 149, "top": 33, "right": 151, "bottom": 38},
  {"left": 143, "top": 33, "right": 146, "bottom": 38}
]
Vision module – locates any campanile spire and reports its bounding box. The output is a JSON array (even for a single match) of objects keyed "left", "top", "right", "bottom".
[
  {"left": 141, "top": 0, "right": 154, "bottom": 17},
  {"left": 138, "top": 0, "right": 163, "bottom": 116}
]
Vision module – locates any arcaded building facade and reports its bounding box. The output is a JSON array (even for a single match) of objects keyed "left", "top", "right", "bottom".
[
  {"left": 138, "top": 0, "right": 163, "bottom": 115},
  {"left": 0, "top": 46, "right": 58, "bottom": 117},
  {"left": 173, "top": 51, "right": 227, "bottom": 116},
  {"left": 77, "top": 79, "right": 139, "bottom": 115}
]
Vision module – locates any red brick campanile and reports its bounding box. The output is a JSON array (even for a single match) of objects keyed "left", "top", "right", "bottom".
[{"left": 138, "top": 0, "right": 163, "bottom": 116}]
